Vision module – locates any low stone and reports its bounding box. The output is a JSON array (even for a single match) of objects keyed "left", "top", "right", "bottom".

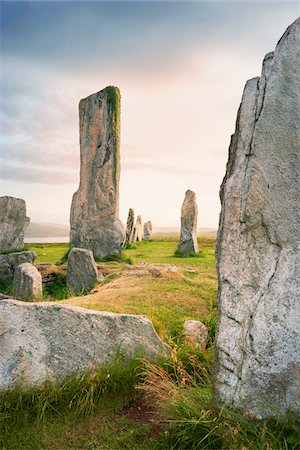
[
  {"left": 183, "top": 320, "right": 208, "bottom": 349},
  {"left": 178, "top": 190, "right": 198, "bottom": 254},
  {"left": 67, "top": 248, "right": 100, "bottom": 295},
  {"left": 133, "top": 216, "right": 143, "bottom": 242},
  {"left": 0, "top": 196, "right": 30, "bottom": 252},
  {"left": 13, "top": 263, "right": 43, "bottom": 300},
  {"left": 0, "top": 299, "right": 170, "bottom": 389},
  {"left": 143, "top": 221, "right": 153, "bottom": 241},
  {"left": 0, "top": 251, "right": 36, "bottom": 290}
]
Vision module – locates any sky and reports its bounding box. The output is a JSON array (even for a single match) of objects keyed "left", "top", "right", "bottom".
[{"left": 1, "top": 1, "right": 299, "bottom": 228}]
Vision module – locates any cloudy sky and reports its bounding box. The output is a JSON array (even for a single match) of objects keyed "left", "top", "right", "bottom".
[{"left": 1, "top": 1, "right": 299, "bottom": 228}]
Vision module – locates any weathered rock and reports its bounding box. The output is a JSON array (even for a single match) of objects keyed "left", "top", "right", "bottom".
[
  {"left": 183, "top": 320, "right": 208, "bottom": 349},
  {"left": 133, "top": 215, "right": 143, "bottom": 242},
  {"left": 13, "top": 263, "right": 42, "bottom": 300},
  {"left": 0, "top": 251, "right": 36, "bottom": 290},
  {"left": 143, "top": 221, "right": 153, "bottom": 241},
  {"left": 215, "top": 18, "right": 300, "bottom": 418},
  {"left": 70, "top": 86, "right": 125, "bottom": 259},
  {"left": 67, "top": 247, "right": 101, "bottom": 295},
  {"left": 125, "top": 208, "right": 135, "bottom": 245},
  {"left": 177, "top": 190, "right": 198, "bottom": 254},
  {"left": 0, "top": 196, "right": 30, "bottom": 252},
  {"left": 0, "top": 299, "right": 170, "bottom": 389}
]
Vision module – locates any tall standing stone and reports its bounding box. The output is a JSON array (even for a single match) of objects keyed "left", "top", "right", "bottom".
[
  {"left": 0, "top": 196, "right": 29, "bottom": 252},
  {"left": 125, "top": 208, "right": 135, "bottom": 245},
  {"left": 177, "top": 190, "right": 198, "bottom": 254},
  {"left": 133, "top": 215, "right": 143, "bottom": 242},
  {"left": 70, "top": 86, "right": 125, "bottom": 259},
  {"left": 215, "top": 19, "right": 300, "bottom": 418},
  {"left": 143, "top": 221, "right": 153, "bottom": 241}
]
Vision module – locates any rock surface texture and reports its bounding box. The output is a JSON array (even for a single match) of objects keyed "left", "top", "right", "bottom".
[
  {"left": 0, "top": 299, "right": 170, "bottom": 389},
  {"left": 183, "top": 320, "right": 208, "bottom": 349},
  {"left": 215, "top": 19, "right": 300, "bottom": 418},
  {"left": 67, "top": 247, "right": 100, "bottom": 294},
  {"left": 143, "top": 221, "right": 153, "bottom": 241},
  {"left": 0, "top": 196, "right": 29, "bottom": 252},
  {"left": 125, "top": 208, "right": 135, "bottom": 245},
  {"left": 0, "top": 251, "right": 36, "bottom": 290},
  {"left": 13, "top": 263, "right": 42, "bottom": 300},
  {"left": 178, "top": 190, "right": 198, "bottom": 254},
  {"left": 70, "top": 87, "right": 125, "bottom": 258},
  {"left": 133, "top": 215, "right": 143, "bottom": 242}
]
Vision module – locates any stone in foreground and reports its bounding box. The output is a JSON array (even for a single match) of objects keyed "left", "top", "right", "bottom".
[
  {"left": 183, "top": 320, "right": 208, "bottom": 349},
  {"left": 178, "top": 190, "right": 198, "bottom": 254},
  {"left": 215, "top": 18, "right": 300, "bottom": 418},
  {"left": 70, "top": 86, "right": 125, "bottom": 259},
  {"left": 125, "top": 208, "right": 135, "bottom": 245},
  {"left": 0, "top": 251, "right": 36, "bottom": 290},
  {"left": 143, "top": 221, "right": 153, "bottom": 241},
  {"left": 0, "top": 299, "right": 170, "bottom": 389},
  {"left": 133, "top": 215, "right": 143, "bottom": 242},
  {"left": 13, "top": 263, "right": 42, "bottom": 300},
  {"left": 67, "top": 247, "right": 100, "bottom": 294},
  {"left": 0, "top": 196, "right": 30, "bottom": 252}
]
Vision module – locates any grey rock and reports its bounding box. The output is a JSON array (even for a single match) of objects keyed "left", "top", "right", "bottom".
[
  {"left": 143, "top": 221, "right": 153, "bottom": 241},
  {"left": 125, "top": 208, "right": 135, "bottom": 245},
  {"left": 178, "top": 190, "right": 198, "bottom": 254},
  {"left": 0, "top": 196, "right": 30, "bottom": 252},
  {"left": 13, "top": 263, "right": 42, "bottom": 300},
  {"left": 0, "top": 251, "right": 36, "bottom": 290},
  {"left": 70, "top": 86, "right": 125, "bottom": 259},
  {"left": 183, "top": 320, "right": 208, "bottom": 349},
  {"left": 215, "top": 18, "right": 300, "bottom": 418},
  {"left": 67, "top": 247, "right": 100, "bottom": 295},
  {"left": 133, "top": 215, "right": 143, "bottom": 242},
  {"left": 0, "top": 299, "right": 170, "bottom": 389}
]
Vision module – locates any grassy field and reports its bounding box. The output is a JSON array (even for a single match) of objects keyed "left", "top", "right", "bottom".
[{"left": 1, "top": 238, "right": 299, "bottom": 449}]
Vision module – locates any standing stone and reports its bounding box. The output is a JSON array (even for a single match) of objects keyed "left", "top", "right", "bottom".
[
  {"left": 133, "top": 215, "right": 143, "bottom": 242},
  {"left": 70, "top": 86, "right": 125, "bottom": 259},
  {"left": 0, "top": 196, "right": 30, "bottom": 252},
  {"left": 13, "top": 263, "right": 42, "bottom": 300},
  {"left": 67, "top": 247, "right": 101, "bottom": 295},
  {"left": 143, "top": 221, "right": 153, "bottom": 241},
  {"left": 125, "top": 208, "right": 135, "bottom": 245},
  {"left": 177, "top": 190, "right": 198, "bottom": 254},
  {"left": 0, "top": 251, "right": 36, "bottom": 290},
  {"left": 215, "top": 18, "right": 300, "bottom": 418}
]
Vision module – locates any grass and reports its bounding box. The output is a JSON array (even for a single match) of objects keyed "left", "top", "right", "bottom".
[{"left": 3, "top": 237, "right": 298, "bottom": 449}]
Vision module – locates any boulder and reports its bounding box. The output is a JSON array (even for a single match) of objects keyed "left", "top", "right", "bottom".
[
  {"left": 177, "top": 190, "right": 198, "bottom": 254},
  {"left": 13, "top": 263, "right": 42, "bottom": 300},
  {"left": 183, "top": 320, "right": 208, "bottom": 349},
  {"left": 215, "top": 18, "right": 300, "bottom": 418},
  {"left": 0, "top": 251, "right": 36, "bottom": 290},
  {"left": 133, "top": 215, "right": 143, "bottom": 242},
  {"left": 143, "top": 221, "right": 153, "bottom": 241},
  {"left": 67, "top": 247, "right": 101, "bottom": 295},
  {"left": 125, "top": 208, "right": 135, "bottom": 245},
  {"left": 0, "top": 196, "right": 30, "bottom": 252},
  {"left": 70, "top": 86, "right": 125, "bottom": 258},
  {"left": 0, "top": 299, "right": 170, "bottom": 389}
]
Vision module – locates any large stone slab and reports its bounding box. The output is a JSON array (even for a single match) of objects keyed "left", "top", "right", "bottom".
[
  {"left": 177, "top": 190, "right": 198, "bottom": 254},
  {"left": 67, "top": 247, "right": 100, "bottom": 294},
  {"left": 0, "top": 299, "right": 170, "bottom": 389},
  {"left": 125, "top": 208, "right": 135, "bottom": 245},
  {"left": 215, "top": 18, "right": 300, "bottom": 418},
  {"left": 0, "top": 251, "right": 36, "bottom": 290},
  {"left": 70, "top": 86, "right": 125, "bottom": 259},
  {"left": 13, "top": 263, "right": 42, "bottom": 300},
  {"left": 0, "top": 196, "right": 29, "bottom": 252},
  {"left": 143, "top": 221, "right": 153, "bottom": 241}
]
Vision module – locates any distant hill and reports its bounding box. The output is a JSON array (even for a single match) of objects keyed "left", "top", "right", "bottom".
[
  {"left": 152, "top": 226, "right": 217, "bottom": 238},
  {"left": 25, "top": 223, "right": 70, "bottom": 237}
]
